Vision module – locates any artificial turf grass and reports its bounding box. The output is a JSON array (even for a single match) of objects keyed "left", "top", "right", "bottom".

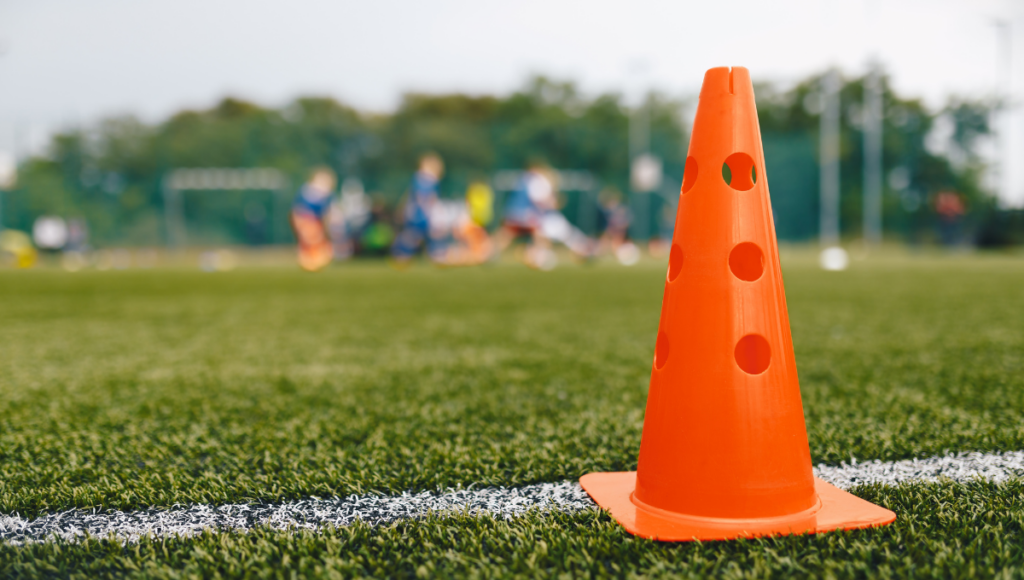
[
  {"left": 1, "top": 263, "right": 651, "bottom": 519},
  {"left": 2, "top": 480, "right": 1024, "bottom": 579},
  {"left": 1, "top": 254, "right": 1023, "bottom": 521}
]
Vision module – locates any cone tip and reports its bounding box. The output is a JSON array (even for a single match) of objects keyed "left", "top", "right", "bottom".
[{"left": 700, "top": 67, "right": 752, "bottom": 99}]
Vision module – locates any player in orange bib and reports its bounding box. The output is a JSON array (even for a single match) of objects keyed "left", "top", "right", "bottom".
[{"left": 289, "top": 166, "right": 337, "bottom": 272}]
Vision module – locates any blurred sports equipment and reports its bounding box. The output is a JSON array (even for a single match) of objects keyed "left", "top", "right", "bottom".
[
  {"left": 580, "top": 67, "right": 896, "bottom": 541},
  {"left": 163, "top": 168, "right": 289, "bottom": 248}
]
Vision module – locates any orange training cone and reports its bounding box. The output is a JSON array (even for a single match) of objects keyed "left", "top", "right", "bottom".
[{"left": 580, "top": 67, "right": 895, "bottom": 541}]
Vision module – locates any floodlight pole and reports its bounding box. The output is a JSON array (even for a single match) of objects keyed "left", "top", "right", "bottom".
[
  {"left": 627, "top": 59, "right": 652, "bottom": 243},
  {"left": 630, "top": 99, "right": 651, "bottom": 241},
  {"left": 863, "top": 62, "right": 883, "bottom": 248},
  {"left": 820, "top": 68, "right": 841, "bottom": 247},
  {"left": 992, "top": 19, "right": 1012, "bottom": 205}
]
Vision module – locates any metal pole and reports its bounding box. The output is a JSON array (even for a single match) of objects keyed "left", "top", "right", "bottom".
[
  {"left": 629, "top": 100, "right": 650, "bottom": 161},
  {"left": 587, "top": 184, "right": 599, "bottom": 236},
  {"left": 162, "top": 177, "right": 185, "bottom": 248},
  {"left": 629, "top": 99, "right": 651, "bottom": 241},
  {"left": 575, "top": 189, "right": 590, "bottom": 236},
  {"left": 162, "top": 179, "right": 173, "bottom": 247},
  {"left": 820, "top": 68, "right": 841, "bottom": 247},
  {"left": 274, "top": 180, "right": 294, "bottom": 244},
  {"left": 993, "top": 20, "right": 1012, "bottom": 205},
  {"left": 273, "top": 187, "right": 286, "bottom": 244},
  {"left": 863, "top": 63, "right": 883, "bottom": 247}
]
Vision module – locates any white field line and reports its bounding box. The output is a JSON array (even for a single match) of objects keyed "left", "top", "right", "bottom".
[{"left": 2, "top": 450, "right": 1023, "bottom": 546}]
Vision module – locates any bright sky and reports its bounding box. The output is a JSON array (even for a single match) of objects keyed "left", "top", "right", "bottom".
[{"left": 1, "top": 0, "right": 1022, "bottom": 204}]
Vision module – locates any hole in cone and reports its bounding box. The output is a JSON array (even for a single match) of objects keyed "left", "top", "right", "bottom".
[
  {"left": 729, "top": 242, "right": 764, "bottom": 281},
  {"left": 735, "top": 334, "right": 771, "bottom": 374},
  {"left": 655, "top": 331, "right": 670, "bottom": 369},
  {"left": 667, "top": 244, "right": 684, "bottom": 282},
  {"left": 722, "top": 153, "right": 757, "bottom": 191},
  {"left": 682, "top": 157, "right": 698, "bottom": 193}
]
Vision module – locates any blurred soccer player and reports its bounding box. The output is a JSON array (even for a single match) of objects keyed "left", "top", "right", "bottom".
[
  {"left": 935, "top": 190, "right": 966, "bottom": 246},
  {"left": 391, "top": 153, "right": 444, "bottom": 265},
  {"left": 492, "top": 161, "right": 556, "bottom": 268},
  {"left": 327, "top": 178, "right": 370, "bottom": 261},
  {"left": 435, "top": 180, "right": 494, "bottom": 266},
  {"left": 465, "top": 179, "right": 494, "bottom": 230},
  {"left": 493, "top": 161, "right": 593, "bottom": 269},
  {"left": 290, "top": 166, "right": 337, "bottom": 272}
]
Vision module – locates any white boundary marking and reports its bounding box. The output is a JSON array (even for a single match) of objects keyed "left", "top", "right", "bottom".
[{"left": 2, "top": 451, "right": 1022, "bottom": 545}]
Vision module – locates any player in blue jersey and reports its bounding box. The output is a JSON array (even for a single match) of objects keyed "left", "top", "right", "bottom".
[
  {"left": 391, "top": 152, "right": 444, "bottom": 264},
  {"left": 290, "top": 166, "right": 337, "bottom": 271},
  {"left": 492, "top": 161, "right": 554, "bottom": 262},
  {"left": 492, "top": 161, "right": 594, "bottom": 269}
]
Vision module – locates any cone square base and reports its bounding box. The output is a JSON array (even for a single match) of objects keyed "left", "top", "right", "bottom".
[{"left": 580, "top": 472, "right": 895, "bottom": 542}]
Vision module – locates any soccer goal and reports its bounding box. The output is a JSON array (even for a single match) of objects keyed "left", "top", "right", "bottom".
[{"left": 161, "top": 168, "right": 291, "bottom": 247}]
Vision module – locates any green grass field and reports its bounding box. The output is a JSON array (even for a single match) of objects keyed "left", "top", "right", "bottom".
[{"left": 2, "top": 252, "right": 1024, "bottom": 578}]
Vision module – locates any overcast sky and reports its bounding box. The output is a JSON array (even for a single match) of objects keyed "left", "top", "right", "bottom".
[{"left": 1, "top": 0, "right": 1022, "bottom": 203}]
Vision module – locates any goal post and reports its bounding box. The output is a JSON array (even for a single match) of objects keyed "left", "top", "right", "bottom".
[{"left": 162, "top": 168, "right": 291, "bottom": 248}]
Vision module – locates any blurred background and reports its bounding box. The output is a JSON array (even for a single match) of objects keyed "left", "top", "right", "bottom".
[{"left": 0, "top": 0, "right": 1021, "bottom": 267}]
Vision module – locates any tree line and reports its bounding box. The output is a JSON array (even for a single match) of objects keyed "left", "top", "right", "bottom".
[{"left": 0, "top": 72, "right": 1007, "bottom": 247}]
